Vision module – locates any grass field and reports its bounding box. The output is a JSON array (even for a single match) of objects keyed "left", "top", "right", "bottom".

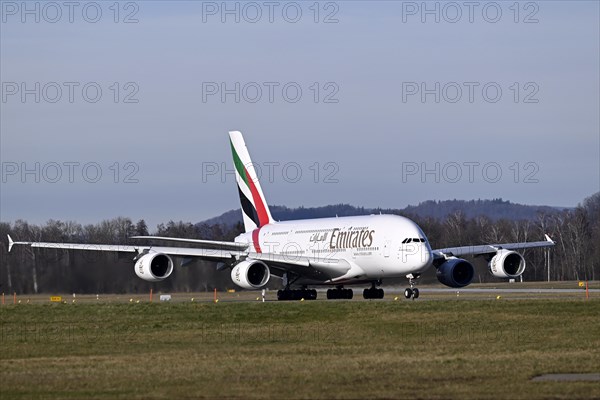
[{"left": 1, "top": 291, "right": 599, "bottom": 399}]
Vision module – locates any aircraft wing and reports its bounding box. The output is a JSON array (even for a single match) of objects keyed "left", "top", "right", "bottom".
[
  {"left": 8, "top": 235, "right": 245, "bottom": 260},
  {"left": 130, "top": 236, "right": 249, "bottom": 250},
  {"left": 432, "top": 234, "right": 555, "bottom": 259},
  {"left": 7, "top": 235, "right": 341, "bottom": 280}
]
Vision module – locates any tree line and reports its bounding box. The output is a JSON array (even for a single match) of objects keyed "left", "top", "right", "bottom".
[{"left": 1, "top": 193, "right": 598, "bottom": 294}]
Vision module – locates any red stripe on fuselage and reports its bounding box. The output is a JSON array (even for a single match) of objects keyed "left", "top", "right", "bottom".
[{"left": 252, "top": 228, "right": 262, "bottom": 253}]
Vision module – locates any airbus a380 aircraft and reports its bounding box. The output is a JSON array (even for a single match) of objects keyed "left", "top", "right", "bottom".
[{"left": 8, "top": 131, "right": 555, "bottom": 300}]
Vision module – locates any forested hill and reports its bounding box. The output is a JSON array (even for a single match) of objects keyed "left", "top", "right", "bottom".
[
  {"left": 401, "top": 199, "right": 565, "bottom": 220},
  {"left": 200, "top": 199, "right": 567, "bottom": 228}
]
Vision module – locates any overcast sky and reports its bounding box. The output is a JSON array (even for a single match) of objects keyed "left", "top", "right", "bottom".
[{"left": 1, "top": 1, "right": 599, "bottom": 228}]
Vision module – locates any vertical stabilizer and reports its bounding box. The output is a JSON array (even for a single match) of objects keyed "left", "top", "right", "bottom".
[{"left": 229, "top": 131, "right": 273, "bottom": 232}]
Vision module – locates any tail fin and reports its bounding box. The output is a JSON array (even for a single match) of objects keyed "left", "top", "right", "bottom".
[{"left": 229, "top": 131, "right": 273, "bottom": 232}]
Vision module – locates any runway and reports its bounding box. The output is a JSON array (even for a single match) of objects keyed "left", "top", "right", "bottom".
[
  {"left": 4, "top": 282, "right": 597, "bottom": 304},
  {"left": 397, "top": 287, "right": 600, "bottom": 294},
  {"left": 368, "top": 285, "right": 598, "bottom": 301}
]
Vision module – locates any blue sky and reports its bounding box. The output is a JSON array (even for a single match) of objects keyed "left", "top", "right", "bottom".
[{"left": 1, "top": 1, "right": 599, "bottom": 228}]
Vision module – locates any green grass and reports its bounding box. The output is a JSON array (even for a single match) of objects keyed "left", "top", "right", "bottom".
[{"left": 1, "top": 299, "right": 599, "bottom": 399}]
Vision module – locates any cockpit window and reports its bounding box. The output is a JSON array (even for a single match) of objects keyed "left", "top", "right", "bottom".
[
  {"left": 402, "top": 238, "right": 426, "bottom": 244},
  {"left": 403, "top": 238, "right": 427, "bottom": 243}
]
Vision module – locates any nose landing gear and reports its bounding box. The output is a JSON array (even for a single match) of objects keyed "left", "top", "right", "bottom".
[
  {"left": 403, "top": 274, "right": 421, "bottom": 300},
  {"left": 403, "top": 287, "right": 419, "bottom": 299}
]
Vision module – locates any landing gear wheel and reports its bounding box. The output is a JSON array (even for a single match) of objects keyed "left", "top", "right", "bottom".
[
  {"left": 405, "top": 274, "right": 421, "bottom": 300},
  {"left": 363, "top": 282, "right": 385, "bottom": 299},
  {"left": 278, "top": 288, "right": 317, "bottom": 301},
  {"left": 327, "top": 287, "right": 352, "bottom": 299}
]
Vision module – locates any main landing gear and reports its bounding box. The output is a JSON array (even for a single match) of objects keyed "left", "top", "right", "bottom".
[
  {"left": 327, "top": 286, "right": 353, "bottom": 299},
  {"left": 277, "top": 274, "right": 317, "bottom": 301},
  {"left": 363, "top": 282, "right": 384, "bottom": 299},
  {"left": 277, "top": 287, "right": 317, "bottom": 301},
  {"left": 403, "top": 274, "right": 420, "bottom": 300}
]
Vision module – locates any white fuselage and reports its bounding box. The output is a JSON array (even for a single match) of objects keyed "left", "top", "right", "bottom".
[{"left": 235, "top": 214, "right": 434, "bottom": 284}]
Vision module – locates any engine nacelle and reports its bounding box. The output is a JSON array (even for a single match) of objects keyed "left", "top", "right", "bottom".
[
  {"left": 488, "top": 249, "right": 525, "bottom": 278},
  {"left": 231, "top": 260, "right": 270, "bottom": 289},
  {"left": 134, "top": 253, "right": 174, "bottom": 282},
  {"left": 436, "top": 257, "right": 475, "bottom": 288}
]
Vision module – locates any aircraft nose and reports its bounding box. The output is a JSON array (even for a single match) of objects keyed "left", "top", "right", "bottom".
[
  {"left": 421, "top": 247, "right": 433, "bottom": 269},
  {"left": 403, "top": 242, "right": 433, "bottom": 272},
  {"left": 412, "top": 242, "right": 433, "bottom": 271}
]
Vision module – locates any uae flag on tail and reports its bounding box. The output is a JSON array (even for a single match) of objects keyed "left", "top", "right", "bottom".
[{"left": 229, "top": 131, "right": 273, "bottom": 232}]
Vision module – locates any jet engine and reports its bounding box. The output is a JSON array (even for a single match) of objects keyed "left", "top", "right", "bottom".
[
  {"left": 488, "top": 249, "right": 525, "bottom": 278},
  {"left": 134, "top": 252, "right": 174, "bottom": 282},
  {"left": 231, "top": 260, "right": 270, "bottom": 289},
  {"left": 436, "top": 257, "right": 475, "bottom": 288}
]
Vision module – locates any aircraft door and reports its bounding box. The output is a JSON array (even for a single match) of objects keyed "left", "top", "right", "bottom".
[{"left": 383, "top": 239, "right": 391, "bottom": 257}]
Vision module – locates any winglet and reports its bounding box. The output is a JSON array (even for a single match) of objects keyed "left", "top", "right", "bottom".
[
  {"left": 7, "top": 234, "right": 14, "bottom": 252},
  {"left": 544, "top": 234, "right": 554, "bottom": 243}
]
